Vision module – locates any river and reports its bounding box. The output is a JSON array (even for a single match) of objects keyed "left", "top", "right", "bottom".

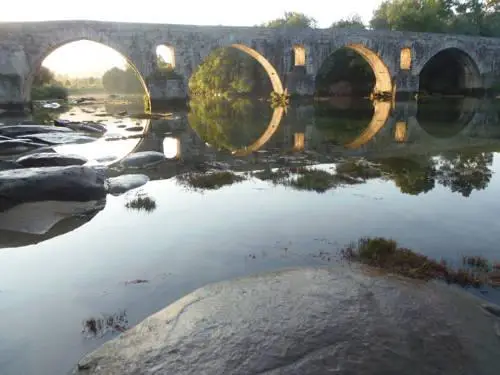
[{"left": 1, "top": 95, "right": 500, "bottom": 375}]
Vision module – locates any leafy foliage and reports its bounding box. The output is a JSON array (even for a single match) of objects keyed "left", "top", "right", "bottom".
[
  {"left": 102, "top": 67, "right": 144, "bottom": 94},
  {"left": 370, "top": 0, "right": 500, "bottom": 36},
  {"left": 31, "top": 66, "right": 69, "bottom": 100},
  {"left": 261, "top": 12, "right": 317, "bottom": 28},
  {"left": 189, "top": 48, "right": 266, "bottom": 97}
]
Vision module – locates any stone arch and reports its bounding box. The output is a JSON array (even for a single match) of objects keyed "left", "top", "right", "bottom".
[
  {"left": 189, "top": 43, "right": 284, "bottom": 95},
  {"left": 416, "top": 47, "right": 482, "bottom": 94},
  {"left": 345, "top": 100, "right": 393, "bottom": 149},
  {"left": 24, "top": 36, "right": 151, "bottom": 109},
  {"left": 230, "top": 44, "right": 284, "bottom": 94},
  {"left": 316, "top": 43, "right": 393, "bottom": 95}
]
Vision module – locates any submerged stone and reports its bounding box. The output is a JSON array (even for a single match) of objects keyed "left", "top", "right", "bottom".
[
  {"left": 16, "top": 152, "right": 88, "bottom": 167},
  {"left": 106, "top": 174, "right": 149, "bottom": 195},
  {"left": 73, "top": 267, "right": 500, "bottom": 375}
]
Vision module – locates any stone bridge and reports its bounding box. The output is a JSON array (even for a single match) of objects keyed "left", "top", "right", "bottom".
[{"left": 1, "top": 20, "right": 500, "bottom": 109}]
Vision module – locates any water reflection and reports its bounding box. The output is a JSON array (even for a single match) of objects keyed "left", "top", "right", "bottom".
[
  {"left": 0, "top": 199, "right": 105, "bottom": 248},
  {"left": 4, "top": 95, "right": 500, "bottom": 375}
]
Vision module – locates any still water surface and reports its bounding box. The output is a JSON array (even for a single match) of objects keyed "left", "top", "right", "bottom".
[{"left": 1, "top": 96, "right": 500, "bottom": 375}]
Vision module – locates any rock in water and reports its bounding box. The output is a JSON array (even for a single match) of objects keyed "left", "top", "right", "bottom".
[
  {"left": 72, "top": 267, "right": 500, "bottom": 375},
  {"left": 0, "top": 140, "right": 47, "bottom": 155},
  {"left": 0, "top": 160, "right": 22, "bottom": 171},
  {"left": 119, "top": 151, "right": 166, "bottom": 169},
  {"left": 0, "top": 166, "right": 106, "bottom": 211},
  {"left": 56, "top": 121, "right": 107, "bottom": 134},
  {"left": 0, "top": 125, "right": 73, "bottom": 137},
  {"left": 106, "top": 174, "right": 149, "bottom": 195},
  {"left": 16, "top": 152, "right": 88, "bottom": 167},
  {"left": 18, "top": 132, "right": 98, "bottom": 145},
  {"left": 124, "top": 126, "right": 143, "bottom": 132}
]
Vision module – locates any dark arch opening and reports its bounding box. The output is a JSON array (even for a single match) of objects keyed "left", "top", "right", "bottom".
[
  {"left": 315, "top": 44, "right": 392, "bottom": 99},
  {"left": 419, "top": 48, "right": 481, "bottom": 96},
  {"left": 315, "top": 48, "right": 375, "bottom": 98}
]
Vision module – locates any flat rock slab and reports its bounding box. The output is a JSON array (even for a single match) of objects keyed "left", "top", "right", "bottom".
[
  {"left": 0, "top": 166, "right": 106, "bottom": 211},
  {"left": 0, "top": 139, "right": 47, "bottom": 155},
  {"left": 56, "top": 121, "right": 107, "bottom": 134},
  {"left": 0, "top": 124, "right": 73, "bottom": 137},
  {"left": 16, "top": 152, "right": 88, "bottom": 167},
  {"left": 0, "top": 160, "right": 22, "bottom": 171},
  {"left": 119, "top": 151, "right": 166, "bottom": 169},
  {"left": 106, "top": 174, "right": 149, "bottom": 195},
  {"left": 18, "top": 132, "right": 98, "bottom": 145},
  {"left": 73, "top": 267, "right": 500, "bottom": 375}
]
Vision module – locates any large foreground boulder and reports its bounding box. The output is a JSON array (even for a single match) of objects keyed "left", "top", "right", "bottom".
[
  {"left": 73, "top": 267, "right": 500, "bottom": 375},
  {"left": 0, "top": 166, "right": 106, "bottom": 211}
]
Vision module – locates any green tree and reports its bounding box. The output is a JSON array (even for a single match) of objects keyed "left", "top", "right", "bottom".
[
  {"left": 33, "top": 66, "right": 55, "bottom": 86},
  {"left": 262, "top": 12, "right": 317, "bottom": 28},
  {"left": 331, "top": 14, "right": 366, "bottom": 29},
  {"left": 102, "top": 66, "right": 144, "bottom": 94},
  {"left": 370, "top": 0, "right": 500, "bottom": 36},
  {"left": 370, "top": 0, "right": 454, "bottom": 33},
  {"left": 189, "top": 48, "right": 269, "bottom": 97}
]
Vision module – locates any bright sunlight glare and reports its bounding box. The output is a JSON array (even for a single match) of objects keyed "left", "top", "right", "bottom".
[{"left": 42, "top": 40, "right": 128, "bottom": 78}]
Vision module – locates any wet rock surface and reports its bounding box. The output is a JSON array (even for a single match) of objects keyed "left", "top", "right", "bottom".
[
  {"left": 0, "top": 160, "right": 22, "bottom": 170},
  {"left": 73, "top": 267, "right": 500, "bottom": 375},
  {"left": 0, "top": 166, "right": 107, "bottom": 210},
  {"left": 0, "top": 124, "right": 73, "bottom": 137},
  {"left": 16, "top": 152, "right": 88, "bottom": 167},
  {"left": 18, "top": 132, "right": 97, "bottom": 145},
  {"left": 119, "top": 151, "right": 166, "bottom": 169},
  {"left": 106, "top": 174, "right": 149, "bottom": 195},
  {"left": 0, "top": 139, "right": 48, "bottom": 155}
]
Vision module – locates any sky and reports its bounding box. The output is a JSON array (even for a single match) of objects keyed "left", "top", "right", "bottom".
[{"left": 0, "top": 0, "right": 384, "bottom": 77}]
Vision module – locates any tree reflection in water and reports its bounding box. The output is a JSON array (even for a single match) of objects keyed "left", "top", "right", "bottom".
[{"left": 188, "top": 97, "right": 271, "bottom": 152}]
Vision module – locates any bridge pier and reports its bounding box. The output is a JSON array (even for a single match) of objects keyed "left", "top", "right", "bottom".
[
  {"left": 147, "top": 77, "right": 188, "bottom": 107},
  {"left": 285, "top": 67, "right": 315, "bottom": 96},
  {"left": 394, "top": 71, "right": 419, "bottom": 101}
]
